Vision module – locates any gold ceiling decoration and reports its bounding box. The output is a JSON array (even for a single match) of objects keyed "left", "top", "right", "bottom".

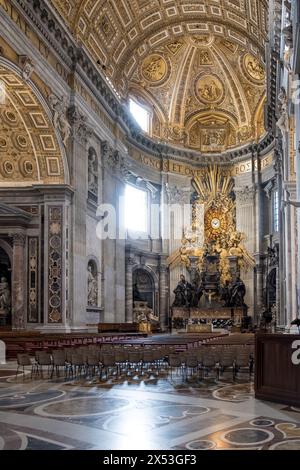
[
  {"left": 141, "top": 54, "right": 168, "bottom": 84},
  {"left": 243, "top": 53, "right": 265, "bottom": 82},
  {"left": 195, "top": 75, "right": 225, "bottom": 105},
  {"left": 50, "top": 0, "right": 268, "bottom": 152},
  {"left": 0, "top": 63, "right": 66, "bottom": 185}
]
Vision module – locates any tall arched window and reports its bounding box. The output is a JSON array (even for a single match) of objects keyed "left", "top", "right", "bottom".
[
  {"left": 129, "top": 98, "right": 150, "bottom": 133},
  {"left": 125, "top": 184, "right": 148, "bottom": 234}
]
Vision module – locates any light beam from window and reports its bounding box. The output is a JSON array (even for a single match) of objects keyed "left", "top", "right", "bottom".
[
  {"left": 125, "top": 184, "right": 148, "bottom": 233},
  {"left": 129, "top": 98, "right": 150, "bottom": 133}
]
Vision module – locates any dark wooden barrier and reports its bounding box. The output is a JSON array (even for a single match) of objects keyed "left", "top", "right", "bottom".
[
  {"left": 255, "top": 333, "right": 300, "bottom": 407},
  {"left": 97, "top": 323, "right": 139, "bottom": 333}
]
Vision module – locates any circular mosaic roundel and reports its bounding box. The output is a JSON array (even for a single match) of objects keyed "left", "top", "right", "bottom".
[
  {"left": 141, "top": 54, "right": 168, "bottom": 84},
  {"left": 222, "top": 428, "right": 274, "bottom": 446},
  {"left": 195, "top": 74, "right": 224, "bottom": 104},
  {"left": 50, "top": 235, "right": 61, "bottom": 250},
  {"left": 243, "top": 54, "right": 265, "bottom": 82},
  {"left": 49, "top": 295, "right": 61, "bottom": 308},
  {"left": 0, "top": 137, "right": 7, "bottom": 149},
  {"left": 186, "top": 440, "right": 216, "bottom": 450}
]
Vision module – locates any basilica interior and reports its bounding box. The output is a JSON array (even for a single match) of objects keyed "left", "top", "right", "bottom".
[{"left": 0, "top": 0, "right": 300, "bottom": 453}]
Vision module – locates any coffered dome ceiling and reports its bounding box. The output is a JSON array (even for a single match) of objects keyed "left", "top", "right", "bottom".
[{"left": 50, "top": 0, "right": 268, "bottom": 153}]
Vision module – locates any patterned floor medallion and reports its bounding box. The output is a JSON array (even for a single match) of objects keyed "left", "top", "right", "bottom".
[{"left": 0, "top": 362, "right": 299, "bottom": 450}]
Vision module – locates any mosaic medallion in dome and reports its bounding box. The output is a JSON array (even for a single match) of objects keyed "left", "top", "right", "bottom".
[
  {"left": 195, "top": 75, "right": 225, "bottom": 105},
  {"left": 141, "top": 54, "right": 170, "bottom": 85},
  {"left": 243, "top": 54, "right": 265, "bottom": 83}
]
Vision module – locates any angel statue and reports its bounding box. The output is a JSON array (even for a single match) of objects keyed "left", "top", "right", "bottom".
[
  {"left": 48, "top": 94, "right": 71, "bottom": 146},
  {"left": 228, "top": 231, "right": 255, "bottom": 271},
  {"left": 276, "top": 87, "right": 289, "bottom": 136}
]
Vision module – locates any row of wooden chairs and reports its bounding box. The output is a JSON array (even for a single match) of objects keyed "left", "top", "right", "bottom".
[{"left": 16, "top": 344, "right": 253, "bottom": 381}]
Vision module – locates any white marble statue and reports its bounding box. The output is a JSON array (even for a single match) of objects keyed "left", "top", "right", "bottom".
[
  {"left": 0, "top": 277, "right": 11, "bottom": 312},
  {"left": 48, "top": 94, "right": 71, "bottom": 146},
  {"left": 88, "top": 150, "right": 98, "bottom": 195},
  {"left": 87, "top": 265, "right": 98, "bottom": 306},
  {"left": 276, "top": 87, "right": 289, "bottom": 135}
]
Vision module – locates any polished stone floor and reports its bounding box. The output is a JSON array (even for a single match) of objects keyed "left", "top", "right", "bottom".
[{"left": 0, "top": 362, "right": 300, "bottom": 450}]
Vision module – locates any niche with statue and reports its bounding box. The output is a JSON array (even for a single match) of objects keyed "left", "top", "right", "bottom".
[
  {"left": 87, "top": 260, "right": 98, "bottom": 308},
  {"left": 132, "top": 268, "right": 159, "bottom": 328}
]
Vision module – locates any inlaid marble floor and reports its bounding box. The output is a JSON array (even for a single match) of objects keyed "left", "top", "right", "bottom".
[{"left": 0, "top": 362, "right": 299, "bottom": 450}]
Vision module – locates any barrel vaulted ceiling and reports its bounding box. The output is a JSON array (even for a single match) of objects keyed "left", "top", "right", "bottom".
[{"left": 50, "top": 0, "right": 268, "bottom": 153}]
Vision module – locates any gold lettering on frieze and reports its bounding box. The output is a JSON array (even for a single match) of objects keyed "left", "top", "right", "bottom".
[
  {"left": 233, "top": 155, "right": 272, "bottom": 175},
  {"left": 138, "top": 155, "right": 162, "bottom": 171},
  {"left": 233, "top": 160, "right": 253, "bottom": 175}
]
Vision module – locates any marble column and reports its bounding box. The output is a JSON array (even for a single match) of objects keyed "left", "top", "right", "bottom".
[
  {"left": 11, "top": 233, "right": 26, "bottom": 330},
  {"left": 165, "top": 181, "right": 191, "bottom": 305},
  {"left": 274, "top": 146, "right": 285, "bottom": 326},
  {"left": 125, "top": 256, "right": 135, "bottom": 322},
  {"left": 101, "top": 142, "right": 126, "bottom": 323},
  {"left": 283, "top": 181, "right": 298, "bottom": 326},
  {"left": 235, "top": 186, "right": 256, "bottom": 317},
  {"left": 158, "top": 263, "right": 168, "bottom": 331},
  {"left": 68, "top": 105, "right": 92, "bottom": 330}
]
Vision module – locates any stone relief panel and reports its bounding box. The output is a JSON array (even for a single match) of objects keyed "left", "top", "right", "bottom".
[
  {"left": 48, "top": 206, "right": 63, "bottom": 324},
  {"left": 28, "top": 237, "right": 39, "bottom": 323}
]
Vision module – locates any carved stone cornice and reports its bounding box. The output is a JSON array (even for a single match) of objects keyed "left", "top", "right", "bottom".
[
  {"left": 11, "top": 233, "right": 26, "bottom": 247},
  {"left": 157, "top": 264, "right": 168, "bottom": 274},
  {"left": 101, "top": 141, "right": 120, "bottom": 171},
  {"left": 234, "top": 186, "right": 256, "bottom": 205},
  {"left": 264, "top": 179, "right": 277, "bottom": 199},
  {"left": 101, "top": 141, "right": 132, "bottom": 182},
  {"left": 126, "top": 256, "right": 137, "bottom": 267},
  {"left": 165, "top": 183, "right": 190, "bottom": 204}
]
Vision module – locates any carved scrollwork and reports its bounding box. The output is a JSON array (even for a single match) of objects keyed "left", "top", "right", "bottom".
[
  {"left": 234, "top": 186, "right": 256, "bottom": 205},
  {"left": 18, "top": 55, "right": 35, "bottom": 81},
  {"left": 67, "top": 105, "right": 93, "bottom": 144},
  {"left": 165, "top": 183, "right": 190, "bottom": 204}
]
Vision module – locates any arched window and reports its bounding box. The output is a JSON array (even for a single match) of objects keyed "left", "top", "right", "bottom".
[
  {"left": 129, "top": 98, "right": 150, "bottom": 133},
  {"left": 125, "top": 184, "right": 148, "bottom": 234}
]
